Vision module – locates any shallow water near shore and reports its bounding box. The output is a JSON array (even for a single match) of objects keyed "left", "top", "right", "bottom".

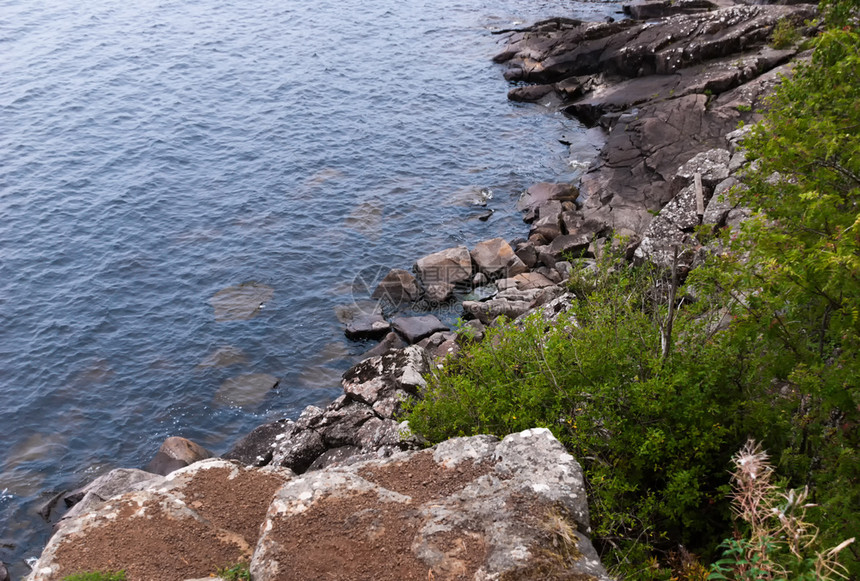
[{"left": 0, "top": 0, "right": 621, "bottom": 574}]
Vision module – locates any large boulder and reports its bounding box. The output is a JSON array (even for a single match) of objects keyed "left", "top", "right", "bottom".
[
  {"left": 144, "top": 436, "right": 212, "bottom": 476},
  {"left": 26, "top": 460, "right": 293, "bottom": 581},
  {"left": 251, "top": 429, "right": 611, "bottom": 581},
  {"left": 470, "top": 237, "right": 529, "bottom": 279},
  {"left": 414, "top": 246, "right": 473, "bottom": 303},
  {"left": 371, "top": 268, "right": 421, "bottom": 308}
]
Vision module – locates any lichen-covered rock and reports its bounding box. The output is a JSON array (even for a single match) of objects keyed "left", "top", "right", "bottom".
[
  {"left": 251, "top": 429, "right": 611, "bottom": 581},
  {"left": 27, "top": 460, "right": 292, "bottom": 581}
]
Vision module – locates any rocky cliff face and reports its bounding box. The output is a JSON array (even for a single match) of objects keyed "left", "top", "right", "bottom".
[
  {"left": 498, "top": 1, "right": 816, "bottom": 240},
  {"left": 26, "top": 430, "right": 610, "bottom": 581}
]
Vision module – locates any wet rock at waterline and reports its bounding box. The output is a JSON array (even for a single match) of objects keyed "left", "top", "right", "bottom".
[
  {"left": 370, "top": 268, "right": 421, "bottom": 307},
  {"left": 391, "top": 314, "right": 449, "bottom": 344},
  {"left": 516, "top": 182, "right": 579, "bottom": 220},
  {"left": 360, "top": 331, "right": 408, "bottom": 359},
  {"left": 0, "top": 561, "right": 9, "bottom": 581},
  {"left": 222, "top": 419, "right": 294, "bottom": 467},
  {"left": 413, "top": 245, "right": 472, "bottom": 303},
  {"left": 214, "top": 373, "right": 280, "bottom": 408},
  {"left": 144, "top": 436, "right": 212, "bottom": 476},
  {"left": 209, "top": 282, "right": 273, "bottom": 322},
  {"left": 344, "top": 313, "right": 391, "bottom": 340}
]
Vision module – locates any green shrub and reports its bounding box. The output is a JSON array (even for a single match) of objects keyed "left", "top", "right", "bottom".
[
  {"left": 406, "top": 250, "right": 763, "bottom": 576},
  {"left": 218, "top": 562, "right": 252, "bottom": 581},
  {"left": 770, "top": 18, "right": 801, "bottom": 49}
]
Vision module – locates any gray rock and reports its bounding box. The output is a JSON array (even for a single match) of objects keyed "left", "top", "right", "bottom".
[
  {"left": 548, "top": 233, "right": 592, "bottom": 259},
  {"left": 305, "top": 445, "right": 364, "bottom": 472},
  {"left": 344, "top": 313, "right": 391, "bottom": 340},
  {"left": 270, "top": 428, "right": 326, "bottom": 473},
  {"left": 703, "top": 177, "right": 743, "bottom": 229},
  {"left": 416, "top": 331, "right": 455, "bottom": 351},
  {"left": 341, "top": 345, "right": 431, "bottom": 405},
  {"left": 371, "top": 268, "right": 421, "bottom": 307},
  {"left": 0, "top": 562, "right": 9, "bottom": 581},
  {"left": 472, "top": 271, "right": 489, "bottom": 286},
  {"left": 222, "top": 419, "right": 293, "bottom": 466},
  {"left": 515, "top": 241, "right": 539, "bottom": 268},
  {"left": 463, "top": 288, "right": 544, "bottom": 324},
  {"left": 62, "top": 469, "right": 165, "bottom": 522},
  {"left": 414, "top": 246, "right": 473, "bottom": 303},
  {"left": 673, "top": 148, "right": 731, "bottom": 196},
  {"left": 361, "top": 331, "right": 408, "bottom": 359},
  {"left": 391, "top": 314, "right": 449, "bottom": 344},
  {"left": 252, "top": 429, "right": 611, "bottom": 581}
]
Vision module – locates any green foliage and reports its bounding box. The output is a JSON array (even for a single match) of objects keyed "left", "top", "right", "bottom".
[
  {"left": 770, "top": 18, "right": 801, "bottom": 49},
  {"left": 218, "top": 562, "right": 252, "bottom": 581},
  {"left": 62, "top": 572, "right": 126, "bottom": 581},
  {"left": 692, "top": 24, "right": 860, "bottom": 574},
  {"left": 406, "top": 8, "right": 860, "bottom": 580},
  {"left": 406, "top": 250, "right": 759, "bottom": 576}
]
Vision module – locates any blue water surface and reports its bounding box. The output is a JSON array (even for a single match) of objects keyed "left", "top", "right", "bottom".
[{"left": 0, "top": 0, "right": 620, "bottom": 574}]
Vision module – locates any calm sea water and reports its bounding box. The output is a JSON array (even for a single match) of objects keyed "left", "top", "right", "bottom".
[{"left": 0, "top": 0, "right": 620, "bottom": 574}]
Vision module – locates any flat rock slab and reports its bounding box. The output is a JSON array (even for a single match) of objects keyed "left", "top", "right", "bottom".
[
  {"left": 344, "top": 313, "right": 391, "bottom": 340},
  {"left": 391, "top": 314, "right": 449, "bottom": 344},
  {"left": 251, "top": 429, "right": 611, "bottom": 581}
]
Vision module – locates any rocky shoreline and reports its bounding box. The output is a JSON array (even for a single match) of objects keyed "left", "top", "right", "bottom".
[{"left": 18, "top": 0, "right": 819, "bottom": 578}]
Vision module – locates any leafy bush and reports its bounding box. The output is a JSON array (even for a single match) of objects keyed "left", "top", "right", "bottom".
[{"left": 407, "top": 251, "right": 761, "bottom": 576}]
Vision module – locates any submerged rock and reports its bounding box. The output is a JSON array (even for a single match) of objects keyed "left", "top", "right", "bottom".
[
  {"left": 214, "top": 373, "right": 280, "bottom": 409},
  {"left": 195, "top": 345, "right": 247, "bottom": 368},
  {"left": 209, "top": 282, "right": 273, "bottom": 322}
]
